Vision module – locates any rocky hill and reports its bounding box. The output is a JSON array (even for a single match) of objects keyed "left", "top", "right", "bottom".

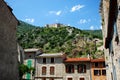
[{"left": 17, "top": 21, "right": 103, "bottom": 58}]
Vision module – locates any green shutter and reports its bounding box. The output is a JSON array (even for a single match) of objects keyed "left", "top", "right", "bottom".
[{"left": 26, "top": 60, "right": 32, "bottom": 79}]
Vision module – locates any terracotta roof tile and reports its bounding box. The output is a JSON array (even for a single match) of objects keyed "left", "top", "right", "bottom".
[
  {"left": 64, "top": 58, "right": 90, "bottom": 62},
  {"left": 91, "top": 58, "right": 105, "bottom": 62}
]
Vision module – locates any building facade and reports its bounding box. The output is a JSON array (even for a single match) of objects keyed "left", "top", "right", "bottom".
[
  {"left": 64, "top": 58, "right": 91, "bottom": 80},
  {"left": 35, "top": 53, "right": 66, "bottom": 80},
  {"left": 35, "top": 53, "right": 106, "bottom": 80},
  {"left": 24, "top": 50, "right": 106, "bottom": 80},
  {"left": 24, "top": 48, "right": 41, "bottom": 80},
  {"left": 45, "top": 23, "right": 65, "bottom": 28},
  {"left": 0, "top": 0, "right": 19, "bottom": 80},
  {"left": 100, "top": 0, "right": 120, "bottom": 80},
  {"left": 91, "top": 59, "right": 106, "bottom": 80}
]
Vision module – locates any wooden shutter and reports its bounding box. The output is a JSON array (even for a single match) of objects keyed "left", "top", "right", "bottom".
[
  {"left": 84, "top": 65, "right": 86, "bottom": 73},
  {"left": 42, "top": 66, "right": 46, "bottom": 75},
  {"left": 50, "top": 66, "right": 54, "bottom": 75},
  {"left": 72, "top": 65, "right": 74, "bottom": 73},
  {"left": 66, "top": 65, "right": 69, "bottom": 73}
]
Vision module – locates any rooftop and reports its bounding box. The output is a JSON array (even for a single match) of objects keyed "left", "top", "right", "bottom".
[
  {"left": 64, "top": 58, "right": 90, "bottom": 62},
  {"left": 24, "top": 48, "right": 40, "bottom": 52},
  {"left": 37, "top": 53, "right": 65, "bottom": 57},
  {"left": 91, "top": 58, "right": 105, "bottom": 62}
]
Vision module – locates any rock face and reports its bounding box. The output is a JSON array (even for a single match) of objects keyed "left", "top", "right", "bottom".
[{"left": 0, "top": 0, "right": 19, "bottom": 80}]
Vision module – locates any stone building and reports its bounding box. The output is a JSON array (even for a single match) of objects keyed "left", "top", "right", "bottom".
[
  {"left": 35, "top": 53, "right": 91, "bottom": 80},
  {"left": 100, "top": 0, "right": 120, "bottom": 80},
  {"left": 64, "top": 58, "right": 91, "bottom": 80},
  {"left": 35, "top": 53, "right": 66, "bottom": 80},
  {"left": 45, "top": 23, "right": 65, "bottom": 28},
  {"left": 24, "top": 50, "right": 106, "bottom": 80},
  {"left": 0, "top": 0, "right": 19, "bottom": 80}
]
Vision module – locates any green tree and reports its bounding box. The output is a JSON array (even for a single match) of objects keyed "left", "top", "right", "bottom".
[{"left": 19, "top": 64, "right": 35, "bottom": 80}]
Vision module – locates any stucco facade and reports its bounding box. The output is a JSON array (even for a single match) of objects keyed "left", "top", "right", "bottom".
[
  {"left": 0, "top": 0, "right": 19, "bottom": 80},
  {"left": 91, "top": 59, "right": 106, "bottom": 80}
]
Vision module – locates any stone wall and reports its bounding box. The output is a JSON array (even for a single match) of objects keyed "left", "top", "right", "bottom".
[
  {"left": 63, "top": 62, "right": 91, "bottom": 80},
  {"left": 100, "top": 0, "right": 120, "bottom": 80},
  {"left": 36, "top": 57, "right": 64, "bottom": 78},
  {"left": 0, "top": 0, "right": 19, "bottom": 80}
]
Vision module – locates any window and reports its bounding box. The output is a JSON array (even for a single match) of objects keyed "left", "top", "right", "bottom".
[
  {"left": 94, "top": 70, "right": 101, "bottom": 76},
  {"left": 50, "top": 66, "right": 54, "bottom": 75},
  {"left": 67, "top": 78, "right": 72, "bottom": 80},
  {"left": 49, "top": 78, "right": 54, "bottom": 80},
  {"left": 29, "top": 55, "right": 31, "bottom": 58},
  {"left": 80, "top": 78, "right": 85, "bottom": 80},
  {"left": 42, "top": 66, "right": 46, "bottom": 75},
  {"left": 95, "top": 62, "right": 98, "bottom": 67},
  {"left": 102, "top": 62, "right": 105, "bottom": 67},
  {"left": 66, "top": 64, "right": 74, "bottom": 73},
  {"left": 102, "top": 70, "right": 106, "bottom": 75},
  {"left": 43, "top": 58, "right": 46, "bottom": 64},
  {"left": 51, "top": 58, "right": 54, "bottom": 63},
  {"left": 42, "top": 78, "right": 46, "bottom": 80},
  {"left": 77, "top": 64, "right": 86, "bottom": 73}
]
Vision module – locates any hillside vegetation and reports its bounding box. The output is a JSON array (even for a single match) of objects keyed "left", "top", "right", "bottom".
[{"left": 17, "top": 21, "right": 103, "bottom": 58}]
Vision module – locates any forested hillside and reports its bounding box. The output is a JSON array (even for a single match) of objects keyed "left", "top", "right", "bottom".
[{"left": 17, "top": 21, "right": 103, "bottom": 58}]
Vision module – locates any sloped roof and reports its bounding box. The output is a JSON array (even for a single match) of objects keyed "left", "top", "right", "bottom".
[
  {"left": 64, "top": 58, "right": 90, "bottom": 62},
  {"left": 91, "top": 58, "right": 105, "bottom": 62},
  {"left": 37, "top": 53, "right": 66, "bottom": 58},
  {"left": 24, "top": 48, "right": 40, "bottom": 52}
]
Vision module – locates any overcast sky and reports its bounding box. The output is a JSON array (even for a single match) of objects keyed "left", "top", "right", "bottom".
[{"left": 5, "top": 0, "right": 101, "bottom": 30}]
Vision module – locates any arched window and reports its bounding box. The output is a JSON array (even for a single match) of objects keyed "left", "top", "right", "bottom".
[
  {"left": 50, "top": 66, "right": 55, "bottom": 75},
  {"left": 42, "top": 66, "right": 46, "bottom": 75},
  {"left": 77, "top": 64, "right": 86, "bottom": 73}
]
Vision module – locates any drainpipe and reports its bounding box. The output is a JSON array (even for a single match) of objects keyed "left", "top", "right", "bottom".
[{"left": 89, "top": 56, "right": 92, "bottom": 80}]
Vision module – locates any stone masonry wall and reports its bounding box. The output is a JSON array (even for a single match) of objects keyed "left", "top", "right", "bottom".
[{"left": 0, "top": 0, "right": 19, "bottom": 80}]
